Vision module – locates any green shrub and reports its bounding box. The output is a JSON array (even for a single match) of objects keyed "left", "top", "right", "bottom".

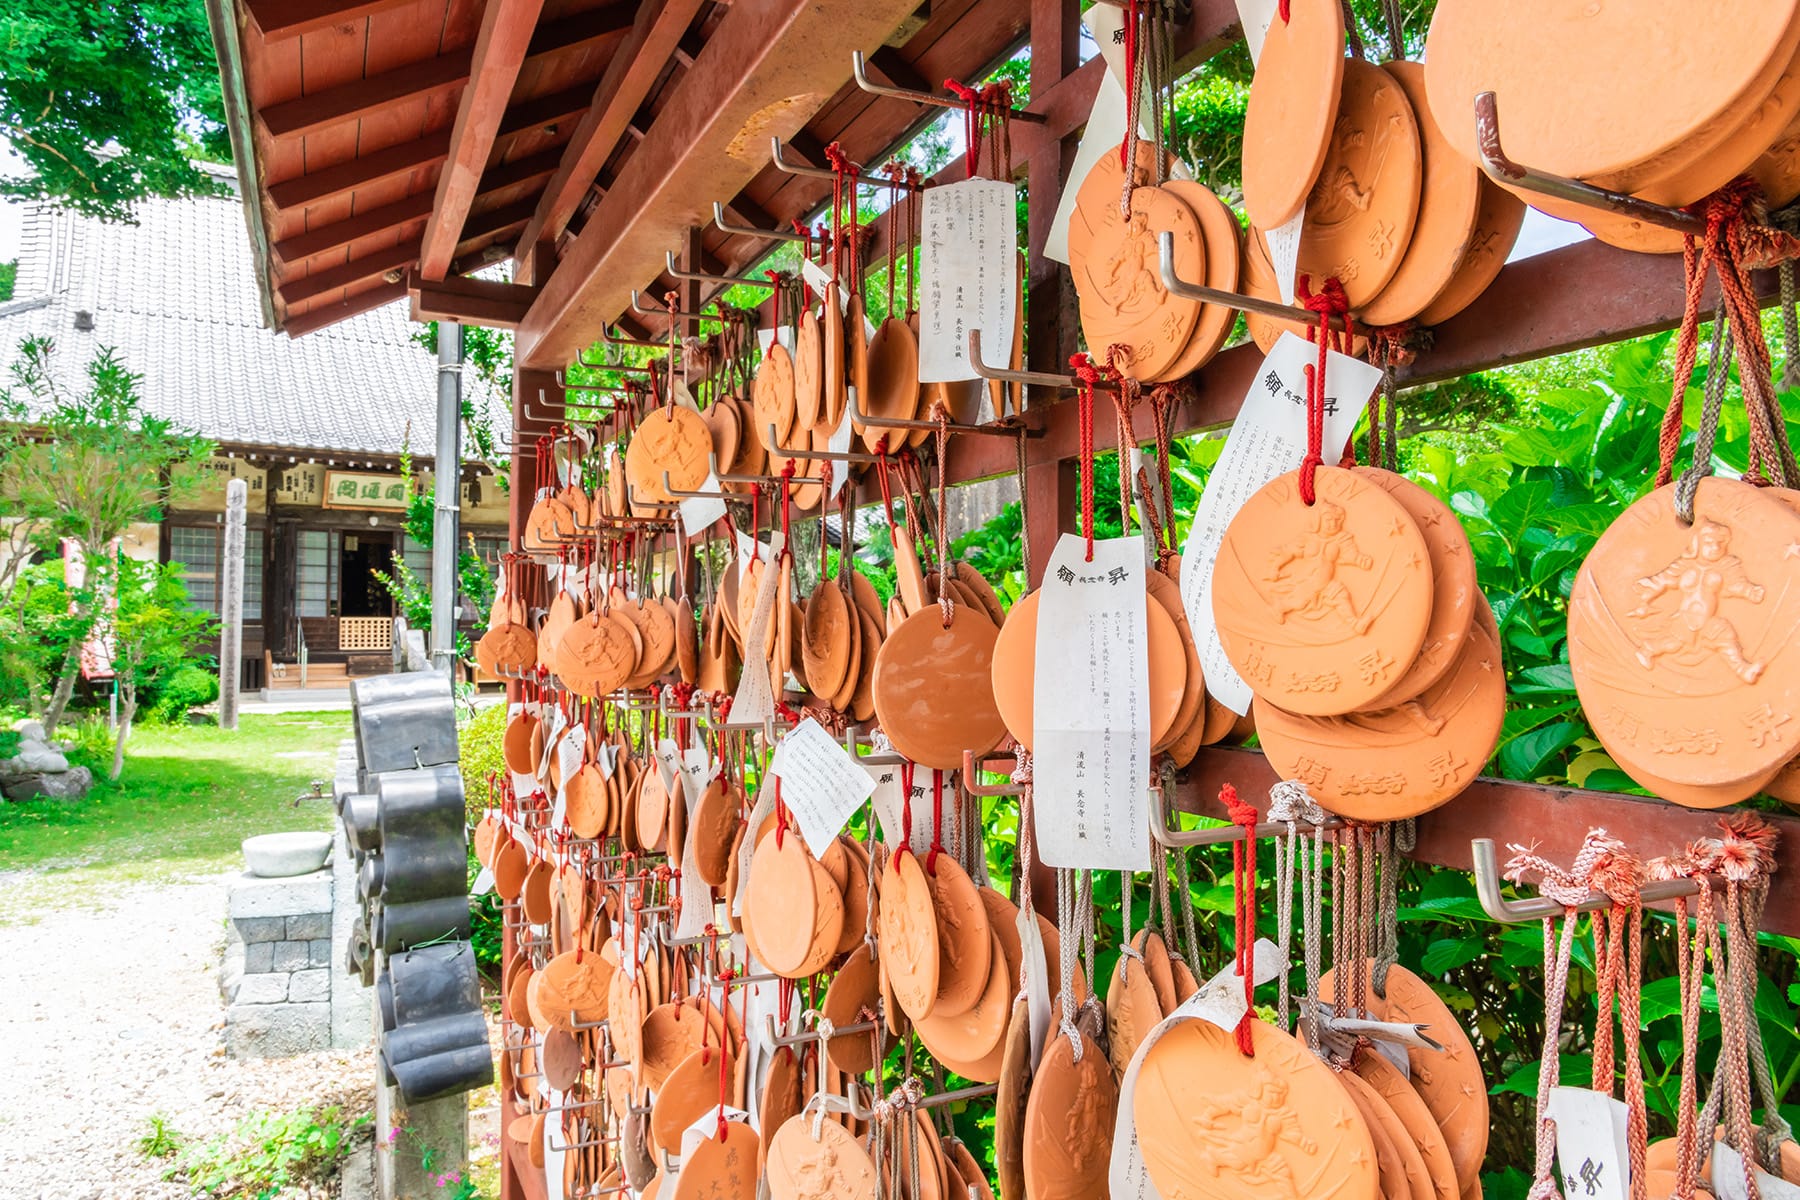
[
  {"left": 149, "top": 664, "right": 220, "bottom": 723},
  {"left": 459, "top": 701, "right": 507, "bottom": 827}
]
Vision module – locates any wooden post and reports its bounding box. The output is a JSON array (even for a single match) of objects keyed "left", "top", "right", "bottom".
[{"left": 219, "top": 478, "right": 248, "bottom": 730}]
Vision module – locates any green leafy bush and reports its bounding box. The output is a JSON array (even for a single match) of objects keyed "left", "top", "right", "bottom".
[
  {"left": 149, "top": 664, "right": 220, "bottom": 724},
  {"left": 459, "top": 701, "right": 507, "bottom": 827}
]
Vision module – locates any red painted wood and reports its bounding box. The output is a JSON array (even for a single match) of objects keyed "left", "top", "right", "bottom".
[
  {"left": 281, "top": 280, "right": 409, "bottom": 334},
  {"left": 258, "top": 49, "right": 473, "bottom": 141},
  {"left": 420, "top": 0, "right": 549, "bottom": 280},
  {"left": 272, "top": 191, "right": 434, "bottom": 263},
  {"left": 1177, "top": 747, "right": 1800, "bottom": 936},
  {"left": 408, "top": 268, "right": 540, "bottom": 327},
  {"left": 512, "top": 0, "right": 708, "bottom": 280},
  {"left": 267, "top": 131, "right": 450, "bottom": 211},
  {"left": 246, "top": 0, "right": 424, "bottom": 41}
]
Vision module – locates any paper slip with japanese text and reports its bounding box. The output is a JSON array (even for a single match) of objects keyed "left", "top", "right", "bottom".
[
  {"left": 1549, "top": 1086, "right": 1631, "bottom": 1200},
  {"left": 678, "top": 473, "right": 727, "bottom": 538},
  {"left": 768, "top": 717, "right": 877, "bottom": 857},
  {"left": 1713, "top": 1142, "right": 1800, "bottom": 1200},
  {"left": 1179, "top": 332, "right": 1381, "bottom": 713},
  {"left": 868, "top": 761, "right": 937, "bottom": 858},
  {"left": 1033, "top": 533, "right": 1151, "bottom": 870},
  {"left": 1109, "top": 939, "right": 1284, "bottom": 1200},
  {"left": 728, "top": 531, "right": 786, "bottom": 726},
  {"left": 918, "top": 178, "right": 1018, "bottom": 382}
]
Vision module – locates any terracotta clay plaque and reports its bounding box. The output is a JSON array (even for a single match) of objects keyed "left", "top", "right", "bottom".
[
  {"left": 878, "top": 848, "right": 941, "bottom": 1021},
  {"left": 1569, "top": 478, "right": 1800, "bottom": 797},
  {"left": 1355, "top": 467, "right": 1477, "bottom": 707},
  {"left": 1022, "top": 1030, "right": 1117, "bottom": 1200},
  {"left": 872, "top": 608, "right": 1007, "bottom": 770},
  {"left": 1213, "top": 465, "right": 1433, "bottom": 715},
  {"left": 766, "top": 1114, "right": 877, "bottom": 1200},
  {"left": 1241, "top": 0, "right": 1346, "bottom": 230},
  {"left": 1414, "top": 176, "right": 1526, "bottom": 327},
  {"left": 1298, "top": 58, "right": 1422, "bottom": 311},
  {"left": 1135, "top": 1018, "right": 1378, "bottom": 1200},
  {"left": 1073, "top": 186, "right": 1203, "bottom": 383}
]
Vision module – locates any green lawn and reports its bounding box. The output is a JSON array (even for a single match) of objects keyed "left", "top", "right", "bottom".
[{"left": 0, "top": 711, "right": 350, "bottom": 921}]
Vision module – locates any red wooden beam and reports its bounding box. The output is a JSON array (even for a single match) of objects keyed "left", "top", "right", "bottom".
[
  {"left": 526, "top": 4, "right": 636, "bottom": 60},
  {"left": 277, "top": 239, "right": 421, "bottom": 308},
  {"left": 516, "top": 0, "right": 926, "bottom": 367},
  {"left": 495, "top": 84, "right": 595, "bottom": 143},
  {"left": 477, "top": 147, "right": 565, "bottom": 196},
  {"left": 272, "top": 191, "right": 434, "bottom": 264},
  {"left": 419, "top": 0, "right": 550, "bottom": 280},
  {"left": 244, "top": 0, "right": 418, "bottom": 42},
  {"left": 408, "top": 268, "right": 540, "bottom": 328},
  {"left": 258, "top": 50, "right": 473, "bottom": 141},
  {"left": 512, "top": 0, "right": 709, "bottom": 283},
  {"left": 267, "top": 131, "right": 450, "bottom": 214},
  {"left": 1179, "top": 747, "right": 1800, "bottom": 937},
  {"left": 281, "top": 280, "right": 410, "bottom": 337}
]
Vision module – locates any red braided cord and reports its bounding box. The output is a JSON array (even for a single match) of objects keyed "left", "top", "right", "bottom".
[
  {"left": 1294, "top": 275, "right": 1351, "bottom": 504},
  {"left": 1223, "top": 783, "right": 1260, "bottom": 1054},
  {"left": 925, "top": 768, "right": 945, "bottom": 875},
  {"left": 1070, "top": 351, "right": 1107, "bottom": 562}
]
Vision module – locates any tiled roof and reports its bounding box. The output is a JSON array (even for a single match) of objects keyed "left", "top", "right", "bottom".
[{"left": 0, "top": 171, "right": 512, "bottom": 459}]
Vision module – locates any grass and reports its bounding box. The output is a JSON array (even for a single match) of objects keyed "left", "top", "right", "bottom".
[{"left": 0, "top": 711, "right": 350, "bottom": 921}]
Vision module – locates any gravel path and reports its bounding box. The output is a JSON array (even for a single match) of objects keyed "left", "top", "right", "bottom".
[{"left": 0, "top": 874, "right": 374, "bottom": 1199}]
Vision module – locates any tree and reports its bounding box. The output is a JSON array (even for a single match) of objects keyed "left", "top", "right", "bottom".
[
  {"left": 4, "top": 336, "right": 213, "bottom": 733},
  {"left": 1, "top": 1, "right": 230, "bottom": 221},
  {"left": 104, "top": 555, "right": 215, "bottom": 778}
]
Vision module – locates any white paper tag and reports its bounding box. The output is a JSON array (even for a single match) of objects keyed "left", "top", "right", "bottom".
[
  {"left": 673, "top": 766, "right": 717, "bottom": 941},
  {"left": 595, "top": 741, "right": 616, "bottom": 781},
  {"left": 1548, "top": 1087, "right": 1631, "bottom": 1200},
  {"left": 1109, "top": 940, "right": 1285, "bottom": 1200},
  {"left": 827, "top": 400, "right": 854, "bottom": 501},
  {"left": 1266, "top": 212, "right": 1304, "bottom": 306},
  {"left": 678, "top": 747, "right": 717, "bottom": 810},
  {"left": 729, "top": 531, "right": 787, "bottom": 727},
  {"left": 510, "top": 770, "right": 539, "bottom": 806},
  {"left": 768, "top": 718, "right": 878, "bottom": 857},
  {"left": 679, "top": 471, "right": 728, "bottom": 538},
  {"left": 1712, "top": 1142, "right": 1800, "bottom": 1200},
  {"left": 470, "top": 866, "right": 495, "bottom": 896},
  {"left": 1033, "top": 534, "right": 1151, "bottom": 870},
  {"left": 542, "top": 1085, "right": 566, "bottom": 1200},
  {"left": 1235, "top": 0, "right": 1283, "bottom": 64},
  {"left": 680, "top": 1106, "right": 752, "bottom": 1168},
  {"left": 918, "top": 178, "right": 1018, "bottom": 383},
  {"left": 732, "top": 781, "right": 778, "bottom": 919},
  {"left": 867, "top": 762, "right": 936, "bottom": 857},
  {"left": 798, "top": 259, "right": 850, "bottom": 315},
  {"left": 1178, "top": 332, "right": 1381, "bottom": 713},
  {"left": 1019, "top": 906, "right": 1052, "bottom": 1066},
  {"left": 655, "top": 737, "right": 683, "bottom": 794},
  {"left": 556, "top": 723, "right": 585, "bottom": 789}
]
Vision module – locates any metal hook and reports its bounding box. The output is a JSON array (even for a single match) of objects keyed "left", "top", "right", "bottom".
[
  {"left": 850, "top": 50, "right": 1047, "bottom": 124},
  {"left": 1469, "top": 837, "right": 1712, "bottom": 923},
  {"left": 623, "top": 479, "right": 677, "bottom": 513},
  {"left": 1156, "top": 232, "right": 1353, "bottom": 331},
  {"left": 630, "top": 290, "right": 723, "bottom": 324},
  {"left": 968, "top": 327, "right": 1114, "bottom": 396},
  {"left": 1147, "top": 780, "right": 1342, "bottom": 848},
  {"left": 522, "top": 387, "right": 568, "bottom": 425},
  {"left": 712, "top": 201, "right": 807, "bottom": 243},
  {"left": 665, "top": 250, "right": 776, "bottom": 290},
  {"left": 1473, "top": 92, "right": 1706, "bottom": 237},
  {"left": 770, "top": 138, "right": 922, "bottom": 189},
  {"left": 553, "top": 368, "right": 632, "bottom": 396},
  {"left": 848, "top": 372, "right": 1039, "bottom": 438},
  {"left": 841, "top": 725, "right": 907, "bottom": 766},
  {"left": 661, "top": 468, "right": 753, "bottom": 505},
  {"left": 762, "top": 422, "right": 884, "bottom": 464},
  {"left": 765, "top": 1013, "right": 878, "bottom": 1049},
  {"left": 962, "top": 748, "right": 1027, "bottom": 797}
]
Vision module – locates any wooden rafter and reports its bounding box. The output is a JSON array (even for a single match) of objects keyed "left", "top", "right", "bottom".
[
  {"left": 245, "top": 0, "right": 418, "bottom": 41},
  {"left": 516, "top": 0, "right": 926, "bottom": 367},
  {"left": 512, "top": 0, "right": 710, "bottom": 283},
  {"left": 419, "top": 0, "right": 550, "bottom": 281},
  {"left": 526, "top": 4, "right": 637, "bottom": 60},
  {"left": 477, "top": 148, "right": 566, "bottom": 196},
  {"left": 408, "top": 268, "right": 541, "bottom": 328},
  {"left": 272, "top": 191, "right": 434, "bottom": 264},
  {"left": 258, "top": 50, "right": 473, "bottom": 141},
  {"left": 495, "top": 84, "right": 595, "bottom": 142},
  {"left": 281, "top": 281, "right": 410, "bottom": 337},
  {"left": 267, "top": 131, "right": 451, "bottom": 214}
]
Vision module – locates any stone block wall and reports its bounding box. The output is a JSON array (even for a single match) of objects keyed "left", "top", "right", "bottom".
[{"left": 221, "top": 870, "right": 336, "bottom": 1057}]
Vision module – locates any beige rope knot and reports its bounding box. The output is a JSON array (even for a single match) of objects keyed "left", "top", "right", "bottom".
[{"left": 1503, "top": 827, "right": 1618, "bottom": 907}]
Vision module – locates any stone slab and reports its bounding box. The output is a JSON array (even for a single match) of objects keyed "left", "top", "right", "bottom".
[
  {"left": 287, "top": 912, "right": 330, "bottom": 940},
  {"left": 234, "top": 915, "right": 288, "bottom": 943},
  {"left": 330, "top": 814, "right": 374, "bottom": 1051},
  {"left": 310, "top": 938, "right": 333, "bottom": 967},
  {"left": 235, "top": 973, "right": 291, "bottom": 1006},
  {"left": 228, "top": 870, "right": 331, "bottom": 919},
  {"left": 289, "top": 968, "right": 330, "bottom": 1003},
  {"left": 225, "top": 1001, "right": 330, "bottom": 1058},
  {"left": 272, "top": 940, "right": 311, "bottom": 972},
  {"left": 245, "top": 942, "right": 273, "bottom": 973}
]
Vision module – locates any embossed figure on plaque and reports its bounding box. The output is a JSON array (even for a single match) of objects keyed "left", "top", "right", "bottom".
[
  {"left": 1189, "top": 1067, "right": 1318, "bottom": 1195},
  {"left": 1268, "top": 501, "right": 1375, "bottom": 632},
  {"left": 1098, "top": 208, "right": 1162, "bottom": 318},
  {"left": 1627, "top": 519, "right": 1766, "bottom": 682}
]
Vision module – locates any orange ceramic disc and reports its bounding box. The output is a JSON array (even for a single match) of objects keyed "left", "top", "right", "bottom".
[
  {"left": 1424, "top": 0, "right": 1800, "bottom": 191},
  {"left": 1569, "top": 478, "right": 1800, "bottom": 797},
  {"left": 793, "top": 310, "right": 823, "bottom": 432},
  {"left": 1022, "top": 1030, "right": 1117, "bottom": 1200},
  {"left": 1241, "top": 0, "right": 1346, "bottom": 229},
  {"left": 766, "top": 1114, "right": 877, "bottom": 1200},
  {"left": 1158, "top": 180, "right": 1242, "bottom": 377},
  {"left": 872, "top": 608, "right": 1006, "bottom": 770},
  {"left": 625, "top": 405, "right": 711, "bottom": 505},
  {"left": 924, "top": 855, "right": 993, "bottom": 1017},
  {"left": 1073, "top": 185, "right": 1203, "bottom": 383},
  {"left": 878, "top": 848, "right": 941, "bottom": 1021},
  {"left": 1066, "top": 141, "right": 1168, "bottom": 277},
  {"left": 862, "top": 317, "right": 922, "bottom": 453},
  {"left": 1135, "top": 1018, "right": 1377, "bottom": 1200},
  {"left": 1414, "top": 176, "right": 1526, "bottom": 327},
  {"left": 1358, "top": 61, "right": 1482, "bottom": 327},
  {"left": 754, "top": 344, "right": 796, "bottom": 450},
  {"left": 1213, "top": 465, "right": 1434, "bottom": 716},
  {"left": 1298, "top": 58, "right": 1422, "bottom": 311},
  {"left": 1352, "top": 1048, "right": 1459, "bottom": 1200},
  {"left": 742, "top": 832, "right": 818, "bottom": 975},
  {"left": 1355, "top": 467, "right": 1477, "bottom": 707},
  {"left": 1255, "top": 613, "right": 1503, "bottom": 820},
  {"left": 671, "top": 1121, "right": 758, "bottom": 1200}
]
